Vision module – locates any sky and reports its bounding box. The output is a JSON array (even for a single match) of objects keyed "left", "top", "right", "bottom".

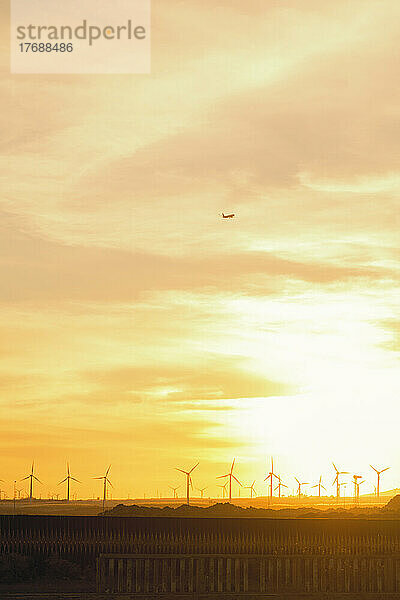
[{"left": 0, "top": 0, "right": 399, "bottom": 500}]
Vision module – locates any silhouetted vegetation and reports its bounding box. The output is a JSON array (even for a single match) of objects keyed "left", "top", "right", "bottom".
[{"left": 102, "top": 496, "right": 400, "bottom": 518}]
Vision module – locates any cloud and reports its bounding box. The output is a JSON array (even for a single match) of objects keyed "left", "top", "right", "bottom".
[
  {"left": 0, "top": 207, "right": 394, "bottom": 307},
  {"left": 80, "top": 360, "right": 290, "bottom": 403},
  {"left": 380, "top": 320, "right": 400, "bottom": 354}
]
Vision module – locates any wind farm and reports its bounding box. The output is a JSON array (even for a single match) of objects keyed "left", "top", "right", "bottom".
[{"left": 0, "top": 456, "right": 398, "bottom": 515}]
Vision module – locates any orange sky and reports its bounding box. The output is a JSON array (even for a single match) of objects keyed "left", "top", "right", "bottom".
[{"left": 0, "top": 0, "right": 399, "bottom": 500}]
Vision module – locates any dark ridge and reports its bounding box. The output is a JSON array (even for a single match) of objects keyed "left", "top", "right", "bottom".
[{"left": 101, "top": 497, "right": 400, "bottom": 518}]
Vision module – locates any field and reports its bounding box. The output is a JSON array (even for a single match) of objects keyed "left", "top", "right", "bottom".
[{"left": 0, "top": 491, "right": 396, "bottom": 517}]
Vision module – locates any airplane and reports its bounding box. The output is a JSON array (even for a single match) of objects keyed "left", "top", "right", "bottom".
[{"left": 221, "top": 213, "right": 235, "bottom": 219}]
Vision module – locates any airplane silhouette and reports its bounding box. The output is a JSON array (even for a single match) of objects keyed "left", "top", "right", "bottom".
[{"left": 221, "top": 213, "right": 235, "bottom": 219}]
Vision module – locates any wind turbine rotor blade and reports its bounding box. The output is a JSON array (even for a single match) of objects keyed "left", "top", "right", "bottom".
[
  {"left": 70, "top": 478, "right": 81, "bottom": 483},
  {"left": 189, "top": 462, "right": 199, "bottom": 474},
  {"left": 332, "top": 463, "right": 338, "bottom": 472},
  {"left": 311, "top": 484, "right": 318, "bottom": 488},
  {"left": 230, "top": 458, "right": 235, "bottom": 473},
  {"left": 321, "top": 485, "right": 326, "bottom": 490},
  {"left": 106, "top": 465, "right": 111, "bottom": 476},
  {"left": 381, "top": 467, "right": 390, "bottom": 473},
  {"left": 370, "top": 465, "right": 378, "bottom": 473},
  {"left": 58, "top": 478, "right": 67, "bottom": 485},
  {"left": 232, "top": 475, "right": 242, "bottom": 486},
  {"left": 216, "top": 474, "right": 229, "bottom": 479},
  {"left": 20, "top": 476, "right": 30, "bottom": 481},
  {"left": 33, "top": 476, "right": 42, "bottom": 484},
  {"left": 175, "top": 469, "right": 188, "bottom": 475},
  {"left": 93, "top": 477, "right": 104, "bottom": 480}
]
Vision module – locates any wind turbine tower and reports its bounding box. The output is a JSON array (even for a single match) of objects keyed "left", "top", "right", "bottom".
[
  {"left": 294, "top": 477, "right": 308, "bottom": 500},
  {"left": 264, "top": 458, "right": 279, "bottom": 500},
  {"left": 169, "top": 485, "right": 180, "bottom": 499},
  {"left": 217, "top": 481, "right": 228, "bottom": 499},
  {"left": 94, "top": 465, "right": 113, "bottom": 512},
  {"left": 176, "top": 462, "right": 199, "bottom": 505},
  {"left": 370, "top": 465, "right": 390, "bottom": 499},
  {"left": 21, "top": 462, "right": 42, "bottom": 501},
  {"left": 332, "top": 463, "right": 349, "bottom": 501},
  {"left": 312, "top": 476, "right": 326, "bottom": 498},
  {"left": 196, "top": 486, "right": 208, "bottom": 499},
  {"left": 58, "top": 463, "right": 80, "bottom": 501},
  {"left": 274, "top": 476, "right": 288, "bottom": 498},
  {"left": 352, "top": 474, "right": 364, "bottom": 504},
  {"left": 217, "top": 459, "right": 241, "bottom": 502},
  {"left": 245, "top": 480, "right": 257, "bottom": 499}
]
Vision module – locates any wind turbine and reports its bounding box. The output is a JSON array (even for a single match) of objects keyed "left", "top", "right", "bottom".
[
  {"left": 294, "top": 477, "right": 308, "bottom": 500},
  {"left": 217, "top": 458, "right": 241, "bottom": 502},
  {"left": 58, "top": 463, "right": 80, "bottom": 501},
  {"left": 370, "top": 465, "right": 390, "bottom": 499},
  {"left": 264, "top": 458, "right": 279, "bottom": 500},
  {"left": 352, "top": 475, "right": 364, "bottom": 504},
  {"left": 311, "top": 476, "right": 326, "bottom": 498},
  {"left": 94, "top": 465, "right": 113, "bottom": 512},
  {"left": 274, "top": 476, "right": 288, "bottom": 498},
  {"left": 196, "top": 486, "right": 208, "bottom": 499},
  {"left": 21, "top": 462, "right": 42, "bottom": 500},
  {"left": 168, "top": 485, "right": 180, "bottom": 499},
  {"left": 340, "top": 482, "right": 347, "bottom": 506},
  {"left": 176, "top": 462, "right": 199, "bottom": 505},
  {"left": 332, "top": 463, "right": 349, "bottom": 500},
  {"left": 217, "top": 481, "right": 228, "bottom": 499},
  {"left": 244, "top": 480, "right": 257, "bottom": 499}
]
